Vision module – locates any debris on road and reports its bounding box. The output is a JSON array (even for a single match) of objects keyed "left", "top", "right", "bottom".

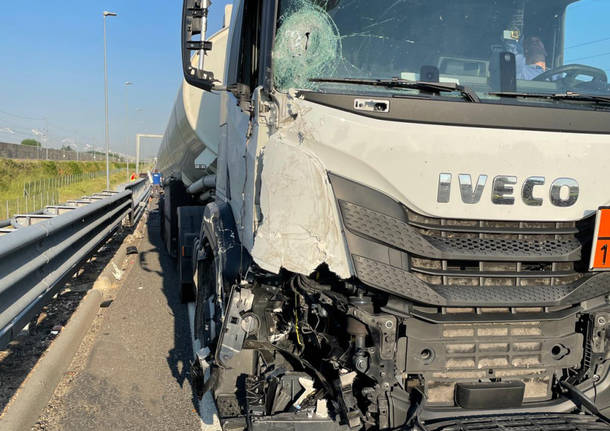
[{"left": 111, "top": 262, "right": 122, "bottom": 280}]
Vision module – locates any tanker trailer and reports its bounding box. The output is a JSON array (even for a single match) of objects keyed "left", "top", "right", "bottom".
[{"left": 157, "top": 6, "right": 231, "bottom": 299}]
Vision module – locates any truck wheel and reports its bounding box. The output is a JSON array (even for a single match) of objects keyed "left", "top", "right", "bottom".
[
  {"left": 193, "top": 239, "right": 227, "bottom": 347},
  {"left": 193, "top": 258, "right": 210, "bottom": 344}
]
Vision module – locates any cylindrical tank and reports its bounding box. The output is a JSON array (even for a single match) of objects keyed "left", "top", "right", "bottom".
[
  {"left": 156, "top": 80, "right": 220, "bottom": 186},
  {"left": 156, "top": 17, "right": 231, "bottom": 187}
]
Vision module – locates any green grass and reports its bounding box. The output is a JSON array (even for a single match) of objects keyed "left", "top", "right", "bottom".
[
  {"left": 0, "top": 159, "right": 134, "bottom": 218},
  {"left": 57, "top": 171, "right": 127, "bottom": 202}
]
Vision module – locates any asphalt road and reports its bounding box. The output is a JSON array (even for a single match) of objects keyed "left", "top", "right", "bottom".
[{"left": 35, "top": 205, "right": 217, "bottom": 430}]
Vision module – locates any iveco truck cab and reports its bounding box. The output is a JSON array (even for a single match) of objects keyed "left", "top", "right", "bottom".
[{"left": 158, "top": 0, "right": 610, "bottom": 429}]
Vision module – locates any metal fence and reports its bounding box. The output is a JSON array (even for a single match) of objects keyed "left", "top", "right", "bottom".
[
  {"left": 3, "top": 169, "right": 123, "bottom": 219},
  {"left": 0, "top": 141, "right": 123, "bottom": 162},
  {"left": 0, "top": 179, "right": 151, "bottom": 348}
]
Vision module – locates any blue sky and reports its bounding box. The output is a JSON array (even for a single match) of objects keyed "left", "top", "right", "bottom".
[
  {"left": 0, "top": 0, "right": 231, "bottom": 158},
  {"left": 564, "top": 0, "right": 610, "bottom": 74}
]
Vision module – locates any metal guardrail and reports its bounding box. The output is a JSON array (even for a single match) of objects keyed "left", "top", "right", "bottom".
[
  {"left": 121, "top": 178, "right": 151, "bottom": 227},
  {"left": 0, "top": 180, "right": 151, "bottom": 349}
]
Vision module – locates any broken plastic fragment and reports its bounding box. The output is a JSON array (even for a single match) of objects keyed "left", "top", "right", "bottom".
[
  {"left": 293, "top": 376, "right": 315, "bottom": 409},
  {"left": 111, "top": 262, "right": 123, "bottom": 280}
]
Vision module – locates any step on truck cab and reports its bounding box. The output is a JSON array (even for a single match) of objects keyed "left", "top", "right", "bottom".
[{"left": 157, "top": 0, "right": 610, "bottom": 429}]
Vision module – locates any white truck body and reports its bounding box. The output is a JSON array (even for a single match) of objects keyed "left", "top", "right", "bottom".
[{"left": 158, "top": 1, "right": 610, "bottom": 429}]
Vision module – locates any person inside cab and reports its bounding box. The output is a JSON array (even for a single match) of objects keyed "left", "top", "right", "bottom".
[{"left": 517, "top": 36, "right": 548, "bottom": 80}]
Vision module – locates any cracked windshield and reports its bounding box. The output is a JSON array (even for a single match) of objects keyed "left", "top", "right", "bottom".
[{"left": 273, "top": 0, "right": 610, "bottom": 104}]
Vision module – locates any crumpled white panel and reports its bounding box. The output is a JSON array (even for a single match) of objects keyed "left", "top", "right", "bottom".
[{"left": 250, "top": 131, "right": 351, "bottom": 279}]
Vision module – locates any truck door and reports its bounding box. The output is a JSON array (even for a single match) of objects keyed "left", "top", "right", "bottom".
[{"left": 219, "top": 0, "right": 274, "bottom": 249}]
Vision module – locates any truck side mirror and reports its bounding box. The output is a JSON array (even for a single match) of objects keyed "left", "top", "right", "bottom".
[{"left": 182, "top": 0, "right": 215, "bottom": 91}]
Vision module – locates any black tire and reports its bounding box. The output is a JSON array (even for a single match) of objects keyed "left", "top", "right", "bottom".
[
  {"left": 194, "top": 247, "right": 215, "bottom": 345},
  {"left": 194, "top": 236, "right": 232, "bottom": 348}
]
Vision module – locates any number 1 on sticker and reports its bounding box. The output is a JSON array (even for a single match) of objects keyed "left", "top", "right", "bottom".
[{"left": 591, "top": 208, "right": 610, "bottom": 270}]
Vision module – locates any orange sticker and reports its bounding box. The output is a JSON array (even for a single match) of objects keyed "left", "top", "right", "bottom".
[
  {"left": 598, "top": 208, "right": 610, "bottom": 239},
  {"left": 591, "top": 209, "right": 610, "bottom": 270},
  {"left": 593, "top": 239, "right": 610, "bottom": 269}
]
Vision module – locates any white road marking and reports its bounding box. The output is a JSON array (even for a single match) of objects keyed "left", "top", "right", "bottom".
[{"left": 188, "top": 302, "right": 222, "bottom": 431}]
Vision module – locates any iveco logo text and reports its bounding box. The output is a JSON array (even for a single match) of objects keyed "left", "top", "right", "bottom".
[{"left": 437, "top": 174, "right": 579, "bottom": 207}]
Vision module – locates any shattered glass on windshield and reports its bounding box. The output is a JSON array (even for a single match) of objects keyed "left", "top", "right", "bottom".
[{"left": 272, "top": 0, "right": 342, "bottom": 90}]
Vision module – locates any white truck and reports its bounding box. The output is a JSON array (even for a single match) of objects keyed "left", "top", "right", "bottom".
[{"left": 157, "top": 0, "right": 610, "bottom": 429}]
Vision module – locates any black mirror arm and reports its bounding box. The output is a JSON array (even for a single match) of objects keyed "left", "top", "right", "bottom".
[{"left": 182, "top": 0, "right": 216, "bottom": 91}]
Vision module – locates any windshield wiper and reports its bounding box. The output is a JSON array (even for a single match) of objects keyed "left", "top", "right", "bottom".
[
  {"left": 310, "top": 77, "right": 480, "bottom": 102},
  {"left": 490, "top": 91, "right": 610, "bottom": 105}
]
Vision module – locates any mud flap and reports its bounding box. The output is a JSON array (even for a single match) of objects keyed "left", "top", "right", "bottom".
[{"left": 177, "top": 206, "right": 205, "bottom": 302}]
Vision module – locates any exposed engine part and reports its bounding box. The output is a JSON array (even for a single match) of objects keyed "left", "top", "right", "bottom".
[
  {"left": 216, "top": 287, "right": 255, "bottom": 367},
  {"left": 192, "top": 264, "right": 610, "bottom": 430}
]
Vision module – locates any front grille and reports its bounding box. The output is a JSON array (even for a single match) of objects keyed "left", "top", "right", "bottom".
[
  {"left": 406, "top": 209, "right": 594, "bottom": 288},
  {"left": 422, "top": 414, "right": 610, "bottom": 431},
  {"left": 329, "top": 172, "right": 606, "bottom": 306}
]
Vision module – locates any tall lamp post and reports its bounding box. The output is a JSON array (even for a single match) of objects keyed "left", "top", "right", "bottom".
[
  {"left": 103, "top": 10, "right": 118, "bottom": 190},
  {"left": 124, "top": 81, "right": 133, "bottom": 180}
]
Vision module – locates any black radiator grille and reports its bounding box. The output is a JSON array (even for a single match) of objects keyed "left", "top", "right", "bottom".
[
  {"left": 328, "top": 173, "right": 605, "bottom": 306},
  {"left": 405, "top": 209, "right": 594, "bottom": 288}
]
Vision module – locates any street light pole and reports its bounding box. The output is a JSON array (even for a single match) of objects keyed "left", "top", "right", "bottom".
[
  {"left": 124, "top": 81, "right": 133, "bottom": 181},
  {"left": 103, "top": 10, "right": 117, "bottom": 190},
  {"left": 136, "top": 134, "right": 163, "bottom": 175},
  {"left": 44, "top": 118, "right": 49, "bottom": 160}
]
